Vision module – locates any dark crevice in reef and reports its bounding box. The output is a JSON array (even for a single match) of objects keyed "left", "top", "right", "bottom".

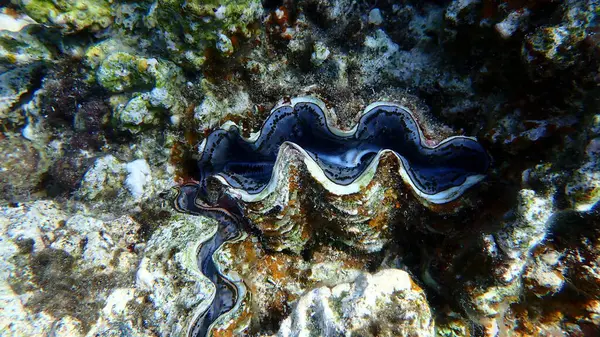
[
  {"left": 43, "top": 155, "right": 95, "bottom": 197},
  {"left": 299, "top": 0, "right": 365, "bottom": 47},
  {"left": 262, "top": 0, "right": 284, "bottom": 11},
  {"left": 400, "top": 188, "right": 600, "bottom": 333},
  {"left": 41, "top": 61, "right": 110, "bottom": 138},
  {"left": 37, "top": 60, "right": 142, "bottom": 198},
  {"left": 289, "top": 37, "right": 315, "bottom": 73},
  {"left": 33, "top": 23, "right": 104, "bottom": 53},
  {"left": 387, "top": 179, "right": 519, "bottom": 322},
  {"left": 202, "top": 46, "right": 240, "bottom": 81},
  {"left": 301, "top": 1, "right": 332, "bottom": 30},
  {"left": 547, "top": 210, "right": 600, "bottom": 248},
  {"left": 480, "top": 130, "right": 584, "bottom": 214},
  {"left": 430, "top": 2, "right": 597, "bottom": 137},
  {"left": 133, "top": 198, "right": 176, "bottom": 243}
]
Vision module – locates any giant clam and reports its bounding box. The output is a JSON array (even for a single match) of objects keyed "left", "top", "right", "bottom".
[{"left": 172, "top": 97, "right": 490, "bottom": 337}]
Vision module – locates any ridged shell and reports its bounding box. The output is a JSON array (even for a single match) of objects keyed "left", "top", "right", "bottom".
[{"left": 174, "top": 97, "right": 490, "bottom": 337}]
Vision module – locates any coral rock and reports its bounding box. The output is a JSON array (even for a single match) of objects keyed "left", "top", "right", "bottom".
[
  {"left": 0, "top": 201, "right": 145, "bottom": 335},
  {"left": 368, "top": 8, "right": 384, "bottom": 26},
  {"left": 566, "top": 137, "right": 600, "bottom": 211},
  {"left": 0, "top": 135, "right": 49, "bottom": 202},
  {"left": 16, "top": 0, "right": 113, "bottom": 33},
  {"left": 522, "top": 0, "right": 599, "bottom": 71},
  {"left": 142, "top": 0, "right": 263, "bottom": 69},
  {"left": 276, "top": 269, "right": 434, "bottom": 337},
  {"left": 87, "top": 47, "right": 187, "bottom": 132}
]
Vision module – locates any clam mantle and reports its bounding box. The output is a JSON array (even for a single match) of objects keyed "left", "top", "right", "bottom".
[
  {"left": 173, "top": 97, "right": 490, "bottom": 337},
  {"left": 197, "top": 96, "right": 490, "bottom": 205}
]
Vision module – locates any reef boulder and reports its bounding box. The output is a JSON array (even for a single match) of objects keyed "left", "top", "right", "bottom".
[
  {"left": 276, "top": 269, "right": 434, "bottom": 337},
  {"left": 15, "top": 0, "right": 113, "bottom": 33}
]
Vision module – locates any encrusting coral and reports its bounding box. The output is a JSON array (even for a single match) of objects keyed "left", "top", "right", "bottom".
[
  {"left": 132, "top": 0, "right": 264, "bottom": 69},
  {"left": 14, "top": 0, "right": 112, "bottom": 33},
  {"left": 84, "top": 43, "right": 188, "bottom": 134}
]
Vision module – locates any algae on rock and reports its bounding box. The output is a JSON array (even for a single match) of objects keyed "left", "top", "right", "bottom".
[
  {"left": 0, "top": 201, "right": 146, "bottom": 336},
  {"left": 84, "top": 44, "right": 187, "bottom": 133},
  {"left": 142, "top": 0, "right": 264, "bottom": 69},
  {"left": 0, "top": 28, "right": 52, "bottom": 72},
  {"left": 96, "top": 52, "right": 155, "bottom": 93},
  {"left": 15, "top": 0, "right": 113, "bottom": 33},
  {"left": 0, "top": 135, "right": 50, "bottom": 203}
]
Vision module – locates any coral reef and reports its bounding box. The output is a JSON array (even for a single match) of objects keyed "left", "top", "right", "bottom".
[
  {"left": 1, "top": 0, "right": 599, "bottom": 336},
  {"left": 84, "top": 43, "right": 188, "bottom": 133},
  {"left": 128, "top": 0, "right": 264, "bottom": 69}
]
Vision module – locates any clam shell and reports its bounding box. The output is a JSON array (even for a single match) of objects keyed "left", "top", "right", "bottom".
[{"left": 175, "top": 97, "right": 490, "bottom": 337}]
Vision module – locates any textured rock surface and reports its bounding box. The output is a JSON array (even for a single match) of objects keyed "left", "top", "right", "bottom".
[
  {"left": 136, "top": 213, "right": 219, "bottom": 336},
  {"left": 0, "top": 135, "right": 49, "bottom": 203},
  {"left": 0, "top": 201, "right": 144, "bottom": 336},
  {"left": 277, "top": 269, "right": 434, "bottom": 337},
  {"left": 566, "top": 137, "right": 600, "bottom": 211},
  {"left": 14, "top": 0, "right": 112, "bottom": 33},
  {"left": 73, "top": 154, "right": 173, "bottom": 212},
  {"left": 0, "top": 27, "right": 52, "bottom": 125}
]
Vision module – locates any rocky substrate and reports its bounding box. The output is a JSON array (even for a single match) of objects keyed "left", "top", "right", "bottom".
[{"left": 1, "top": 0, "right": 599, "bottom": 336}]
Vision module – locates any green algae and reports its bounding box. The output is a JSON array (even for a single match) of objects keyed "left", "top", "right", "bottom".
[
  {"left": 0, "top": 28, "right": 52, "bottom": 70},
  {"left": 142, "top": 0, "right": 263, "bottom": 69},
  {"left": 17, "top": 0, "right": 113, "bottom": 33},
  {"left": 96, "top": 52, "right": 155, "bottom": 93},
  {"left": 84, "top": 43, "right": 187, "bottom": 133}
]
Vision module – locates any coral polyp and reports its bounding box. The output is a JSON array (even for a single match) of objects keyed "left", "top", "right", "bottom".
[{"left": 173, "top": 97, "right": 490, "bottom": 336}]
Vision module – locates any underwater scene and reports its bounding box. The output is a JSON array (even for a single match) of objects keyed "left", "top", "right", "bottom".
[{"left": 1, "top": 0, "right": 599, "bottom": 336}]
